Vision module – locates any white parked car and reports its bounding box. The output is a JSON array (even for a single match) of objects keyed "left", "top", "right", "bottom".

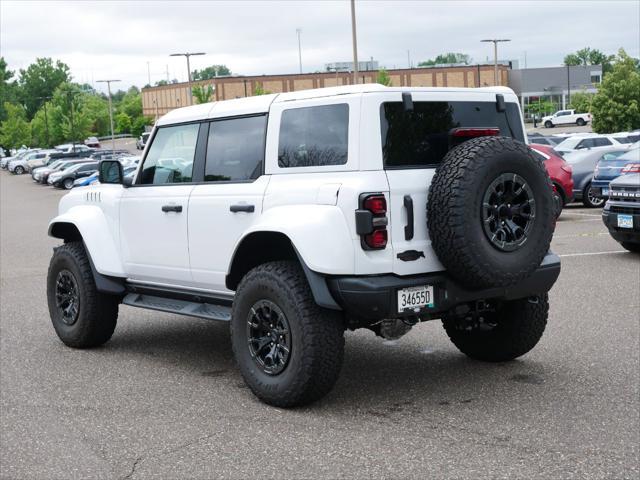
[
  {"left": 554, "top": 135, "right": 626, "bottom": 155},
  {"left": 542, "top": 109, "right": 591, "bottom": 128},
  {"left": 46, "top": 84, "right": 560, "bottom": 407}
]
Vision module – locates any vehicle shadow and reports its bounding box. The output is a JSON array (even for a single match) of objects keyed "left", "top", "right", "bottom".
[{"left": 108, "top": 311, "right": 553, "bottom": 411}]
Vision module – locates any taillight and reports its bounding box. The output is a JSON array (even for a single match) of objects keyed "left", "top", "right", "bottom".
[
  {"left": 450, "top": 127, "right": 500, "bottom": 138},
  {"left": 363, "top": 195, "right": 387, "bottom": 215},
  {"left": 364, "top": 229, "right": 388, "bottom": 249},
  {"left": 355, "top": 193, "right": 388, "bottom": 250},
  {"left": 622, "top": 163, "right": 640, "bottom": 173}
]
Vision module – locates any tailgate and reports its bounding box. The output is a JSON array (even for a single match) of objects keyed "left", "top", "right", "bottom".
[{"left": 385, "top": 169, "right": 444, "bottom": 275}]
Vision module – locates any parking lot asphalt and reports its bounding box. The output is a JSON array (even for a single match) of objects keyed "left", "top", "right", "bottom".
[{"left": 1, "top": 172, "right": 638, "bottom": 480}]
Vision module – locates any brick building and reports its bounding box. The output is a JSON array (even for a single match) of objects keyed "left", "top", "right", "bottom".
[{"left": 141, "top": 64, "right": 510, "bottom": 118}]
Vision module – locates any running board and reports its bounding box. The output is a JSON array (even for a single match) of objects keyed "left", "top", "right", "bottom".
[{"left": 122, "top": 293, "right": 232, "bottom": 322}]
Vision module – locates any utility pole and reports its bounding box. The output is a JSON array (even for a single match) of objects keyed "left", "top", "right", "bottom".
[
  {"left": 407, "top": 50, "right": 411, "bottom": 69},
  {"left": 36, "top": 96, "right": 52, "bottom": 147},
  {"left": 147, "top": 61, "right": 151, "bottom": 86},
  {"left": 296, "top": 28, "right": 303, "bottom": 74},
  {"left": 481, "top": 39, "right": 510, "bottom": 85},
  {"left": 350, "top": 0, "right": 359, "bottom": 84},
  {"left": 170, "top": 52, "right": 206, "bottom": 106},
  {"left": 96, "top": 79, "right": 121, "bottom": 152},
  {"left": 566, "top": 64, "right": 571, "bottom": 108}
]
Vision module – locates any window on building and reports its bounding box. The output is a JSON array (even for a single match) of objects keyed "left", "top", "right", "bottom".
[
  {"left": 278, "top": 104, "right": 349, "bottom": 168},
  {"left": 138, "top": 123, "right": 199, "bottom": 184},
  {"left": 590, "top": 73, "right": 601, "bottom": 84},
  {"left": 205, "top": 115, "right": 267, "bottom": 181}
]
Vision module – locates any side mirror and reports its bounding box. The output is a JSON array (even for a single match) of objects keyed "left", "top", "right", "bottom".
[{"left": 98, "top": 160, "right": 123, "bottom": 184}]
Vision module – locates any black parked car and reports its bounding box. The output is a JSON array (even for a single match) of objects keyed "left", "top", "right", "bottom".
[{"left": 48, "top": 161, "right": 99, "bottom": 189}]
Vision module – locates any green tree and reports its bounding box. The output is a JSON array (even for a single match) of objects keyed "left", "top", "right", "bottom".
[
  {"left": 525, "top": 99, "right": 556, "bottom": 118},
  {"left": 591, "top": 49, "right": 640, "bottom": 133},
  {"left": 18, "top": 58, "right": 70, "bottom": 119},
  {"left": 81, "top": 94, "right": 110, "bottom": 137},
  {"left": 131, "top": 115, "right": 153, "bottom": 137},
  {"left": 0, "top": 102, "right": 31, "bottom": 148},
  {"left": 568, "top": 91, "right": 595, "bottom": 113},
  {"left": 0, "top": 58, "right": 19, "bottom": 123},
  {"left": 376, "top": 68, "right": 392, "bottom": 86},
  {"left": 118, "top": 86, "right": 142, "bottom": 118},
  {"left": 564, "top": 47, "right": 615, "bottom": 74},
  {"left": 253, "top": 84, "right": 271, "bottom": 96},
  {"left": 192, "top": 65, "right": 231, "bottom": 80},
  {"left": 49, "top": 83, "right": 92, "bottom": 144},
  {"left": 192, "top": 84, "right": 214, "bottom": 104},
  {"left": 115, "top": 112, "right": 132, "bottom": 134},
  {"left": 30, "top": 102, "right": 53, "bottom": 147},
  {"left": 418, "top": 53, "right": 471, "bottom": 67}
]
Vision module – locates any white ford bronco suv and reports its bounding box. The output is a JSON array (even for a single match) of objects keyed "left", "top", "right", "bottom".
[{"left": 47, "top": 84, "right": 560, "bottom": 407}]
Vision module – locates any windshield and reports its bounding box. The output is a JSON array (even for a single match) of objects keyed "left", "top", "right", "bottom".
[
  {"left": 617, "top": 149, "right": 640, "bottom": 162},
  {"left": 380, "top": 100, "right": 524, "bottom": 168}
]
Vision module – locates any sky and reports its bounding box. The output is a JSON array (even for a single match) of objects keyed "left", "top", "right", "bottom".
[{"left": 1, "top": 0, "right": 639, "bottom": 94}]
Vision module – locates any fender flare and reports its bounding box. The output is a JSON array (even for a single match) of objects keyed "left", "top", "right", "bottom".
[{"left": 48, "top": 205, "right": 126, "bottom": 278}]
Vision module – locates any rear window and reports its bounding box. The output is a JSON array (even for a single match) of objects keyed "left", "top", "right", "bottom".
[
  {"left": 380, "top": 101, "right": 524, "bottom": 168},
  {"left": 278, "top": 104, "right": 349, "bottom": 168}
]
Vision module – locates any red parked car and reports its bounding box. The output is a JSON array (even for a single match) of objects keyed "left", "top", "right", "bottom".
[{"left": 530, "top": 143, "right": 574, "bottom": 216}]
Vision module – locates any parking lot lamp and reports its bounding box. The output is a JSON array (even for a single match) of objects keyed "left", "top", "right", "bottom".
[
  {"left": 96, "top": 79, "right": 121, "bottom": 152},
  {"left": 296, "top": 28, "right": 303, "bottom": 74},
  {"left": 170, "top": 52, "right": 206, "bottom": 105},
  {"left": 481, "top": 39, "right": 510, "bottom": 85},
  {"left": 350, "top": 0, "right": 359, "bottom": 83},
  {"left": 36, "top": 96, "right": 52, "bottom": 147}
]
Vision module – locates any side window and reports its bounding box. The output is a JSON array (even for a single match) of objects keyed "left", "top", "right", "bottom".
[
  {"left": 139, "top": 123, "right": 199, "bottom": 185},
  {"left": 278, "top": 104, "right": 349, "bottom": 168},
  {"left": 594, "top": 138, "right": 612, "bottom": 146},
  {"left": 205, "top": 115, "right": 266, "bottom": 181},
  {"left": 577, "top": 139, "right": 592, "bottom": 149}
]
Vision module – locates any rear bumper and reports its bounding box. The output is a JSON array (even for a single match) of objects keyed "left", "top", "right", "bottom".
[{"left": 327, "top": 253, "right": 561, "bottom": 322}]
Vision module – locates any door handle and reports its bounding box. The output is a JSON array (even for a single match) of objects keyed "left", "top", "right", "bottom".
[
  {"left": 230, "top": 204, "right": 255, "bottom": 213},
  {"left": 161, "top": 205, "right": 183, "bottom": 213},
  {"left": 403, "top": 195, "right": 414, "bottom": 240}
]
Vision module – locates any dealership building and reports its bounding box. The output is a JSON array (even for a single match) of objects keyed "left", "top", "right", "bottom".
[
  {"left": 141, "top": 64, "right": 509, "bottom": 118},
  {"left": 141, "top": 63, "right": 601, "bottom": 119}
]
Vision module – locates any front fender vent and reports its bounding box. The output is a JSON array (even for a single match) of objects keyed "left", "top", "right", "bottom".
[{"left": 85, "top": 191, "right": 102, "bottom": 203}]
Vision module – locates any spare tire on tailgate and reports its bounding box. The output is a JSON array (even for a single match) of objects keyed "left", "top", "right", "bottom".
[{"left": 427, "top": 136, "right": 555, "bottom": 290}]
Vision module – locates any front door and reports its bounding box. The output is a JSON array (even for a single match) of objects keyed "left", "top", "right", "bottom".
[
  {"left": 120, "top": 122, "right": 201, "bottom": 286},
  {"left": 188, "top": 115, "right": 269, "bottom": 292}
]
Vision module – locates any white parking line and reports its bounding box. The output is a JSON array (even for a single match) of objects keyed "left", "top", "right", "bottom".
[
  {"left": 559, "top": 250, "right": 627, "bottom": 258},
  {"left": 564, "top": 212, "right": 601, "bottom": 217}
]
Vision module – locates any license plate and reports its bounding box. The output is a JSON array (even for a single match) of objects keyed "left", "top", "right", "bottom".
[
  {"left": 602, "top": 187, "right": 609, "bottom": 196},
  {"left": 617, "top": 214, "right": 633, "bottom": 229},
  {"left": 397, "top": 285, "right": 434, "bottom": 312}
]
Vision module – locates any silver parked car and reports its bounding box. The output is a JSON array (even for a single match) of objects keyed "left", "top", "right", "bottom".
[{"left": 564, "top": 145, "right": 632, "bottom": 207}]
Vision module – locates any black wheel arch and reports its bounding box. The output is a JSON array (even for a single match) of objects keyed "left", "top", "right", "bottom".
[{"left": 226, "top": 231, "right": 341, "bottom": 310}]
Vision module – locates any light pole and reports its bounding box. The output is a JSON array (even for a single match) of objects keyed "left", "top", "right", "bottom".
[
  {"left": 96, "top": 79, "right": 120, "bottom": 152},
  {"left": 146, "top": 61, "right": 151, "bottom": 86},
  {"left": 36, "top": 96, "right": 52, "bottom": 147},
  {"left": 296, "top": 28, "right": 303, "bottom": 74},
  {"left": 350, "top": 0, "right": 359, "bottom": 84},
  {"left": 170, "top": 52, "right": 206, "bottom": 106},
  {"left": 481, "top": 39, "right": 510, "bottom": 85}
]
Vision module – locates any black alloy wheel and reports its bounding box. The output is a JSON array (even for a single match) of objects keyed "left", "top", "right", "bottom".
[
  {"left": 482, "top": 173, "right": 536, "bottom": 252},
  {"left": 246, "top": 300, "right": 291, "bottom": 376},
  {"left": 55, "top": 269, "right": 80, "bottom": 326}
]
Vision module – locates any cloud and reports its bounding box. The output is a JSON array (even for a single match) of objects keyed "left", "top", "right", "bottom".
[{"left": 1, "top": 0, "right": 638, "bottom": 92}]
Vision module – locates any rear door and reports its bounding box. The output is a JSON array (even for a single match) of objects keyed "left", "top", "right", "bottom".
[
  {"left": 188, "top": 115, "right": 269, "bottom": 292},
  {"left": 378, "top": 92, "right": 526, "bottom": 276}
]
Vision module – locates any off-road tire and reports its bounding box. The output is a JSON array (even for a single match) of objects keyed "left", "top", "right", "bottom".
[
  {"left": 582, "top": 182, "right": 605, "bottom": 208},
  {"left": 427, "top": 136, "right": 556, "bottom": 289},
  {"left": 14, "top": 166, "right": 24, "bottom": 175},
  {"left": 621, "top": 242, "right": 640, "bottom": 253},
  {"left": 231, "top": 261, "right": 345, "bottom": 407},
  {"left": 544, "top": 121, "right": 553, "bottom": 128},
  {"left": 442, "top": 294, "right": 549, "bottom": 362},
  {"left": 576, "top": 118, "right": 586, "bottom": 126},
  {"left": 47, "top": 241, "right": 119, "bottom": 348}
]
